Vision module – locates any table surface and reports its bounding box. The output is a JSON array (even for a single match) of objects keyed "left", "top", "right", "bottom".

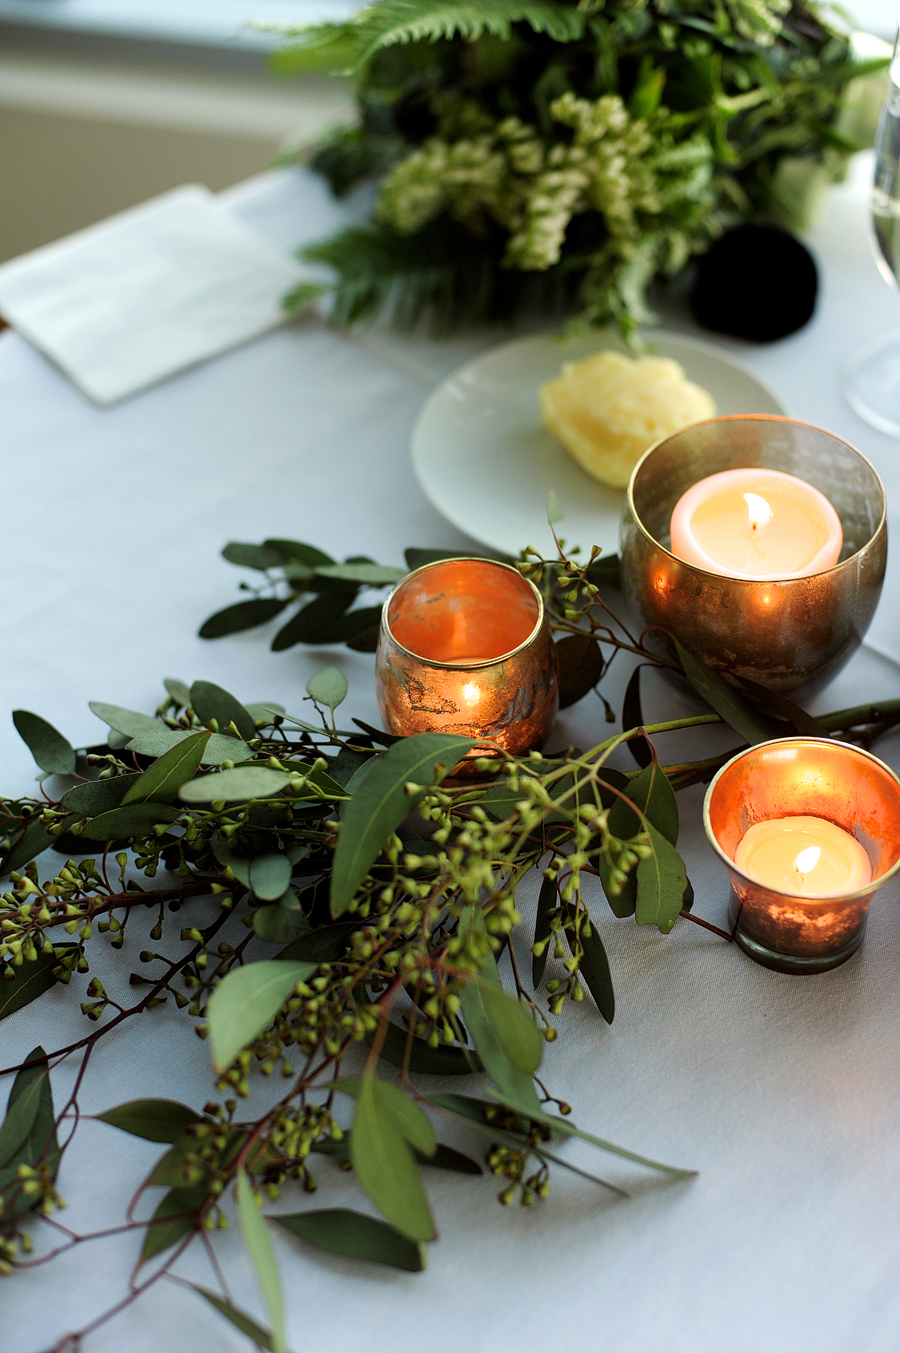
[{"left": 4, "top": 152, "right": 900, "bottom": 1353}]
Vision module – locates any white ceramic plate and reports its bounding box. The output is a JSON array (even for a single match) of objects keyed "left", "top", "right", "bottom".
[{"left": 412, "top": 329, "right": 787, "bottom": 559}]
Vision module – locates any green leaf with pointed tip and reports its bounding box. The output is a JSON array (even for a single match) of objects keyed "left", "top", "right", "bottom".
[
  {"left": 0, "top": 949, "right": 74, "bottom": 1021},
  {"left": 276, "top": 1208, "right": 426, "bottom": 1271},
  {"left": 207, "top": 960, "right": 316, "bottom": 1073},
  {"left": 237, "top": 1169, "right": 286, "bottom": 1353},
  {"left": 164, "top": 678, "right": 192, "bottom": 708},
  {"left": 556, "top": 634, "right": 603, "bottom": 709},
  {"left": 199, "top": 598, "right": 289, "bottom": 640},
  {"left": 622, "top": 665, "right": 653, "bottom": 768},
  {"left": 347, "top": 1074, "right": 436, "bottom": 1242},
  {"left": 222, "top": 542, "right": 288, "bottom": 571},
  {"left": 271, "top": 591, "right": 357, "bottom": 651},
  {"left": 1, "top": 817, "right": 60, "bottom": 875},
  {"left": 263, "top": 540, "right": 334, "bottom": 567},
  {"left": 140, "top": 1184, "right": 206, "bottom": 1262},
  {"left": 331, "top": 733, "right": 476, "bottom": 917},
  {"left": 306, "top": 666, "right": 348, "bottom": 711},
  {"left": 61, "top": 774, "right": 142, "bottom": 816},
  {"left": 460, "top": 975, "right": 543, "bottom": 1086},
  {"left": 675, "top": 641, "right": 780, "bottom": 746},
  {"left": 81, "top": 803, "right": 180, "bottom": 841},
  {"left": 12, "top": 711, "right": 76, "bottom": 776},
  {"left": 612, "top": 759, "right": 679, "bottom": 846},
  {"left": 314, "top": 563, "right": 405, "bottom": 585},
  {"left": 121, "top": 731, "right": 211, "bottom": 806},
  {"left": 180, "top": 767, "right": 292, "bottom": 803},
  {"left": 532, "top": 874, "right": 556, "bottom": 990},
  {"left": 89, "top": 702, "right": 162, "bottom": 740},
  {"left": 124, "top": 727, "right": 251, "bottom": 764},
  {"left": 190, "top": 682, "right": 256, "bottom": 742},
  {"left": 249, "top": 853, "right": 293, "bottom": 901},
  {"left": 188, "top": 1285, "right": 279, "bottom": 1353},
  {"left": 245, "top": 702, "right": 285, "bottom": 724},
  {"left": 0, "top": 1052, "right": 48, "bottom": 1168},
  {"left": 96, "top": 1099, "right": 202, "bottom": 1144},
  {"left": 566, "top": 908, "right": 614, "bottom": 1023},
  {"left": 635, "top": 822, "right": 688, "bottom": 934},
  {"left": 338, "top": 1078, "right": 435, "bottom": 1156}
]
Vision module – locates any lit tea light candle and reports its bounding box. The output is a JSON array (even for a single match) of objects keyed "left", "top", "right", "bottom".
[
  {"left": 669, "top": 468, "right": 842, "bottom": 579},
  {"left": 734, "top": 814, "right": 872, "bottom": 896}
]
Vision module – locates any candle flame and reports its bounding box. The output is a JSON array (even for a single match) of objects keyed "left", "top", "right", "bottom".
[
  {"left": 463, "top": 682, "right": 481, "bottom": 706},
  {"left": 794, "top": 845, "right": 821, "bottom": 876},
  {"left": 743, "top": 492, "right": 772, "bottom": 531}
]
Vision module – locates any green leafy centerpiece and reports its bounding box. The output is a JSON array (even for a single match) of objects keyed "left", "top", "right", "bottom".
[
  {"left": 273, "top": 0, "right": 887, "bottom": 335},
  {"left": 0, "top": 536, "right": 897, "bottom": 1348}
]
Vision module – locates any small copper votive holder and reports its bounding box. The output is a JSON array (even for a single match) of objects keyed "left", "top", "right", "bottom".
[
  {"left": 704, "top": 738, "right": 900, "bottom": 974},
  {"left": 375, "top": 558, "right": 558, "bottom": 765},
  {"left": 619, "top": 416, "right": 887, "bottom": 693}
]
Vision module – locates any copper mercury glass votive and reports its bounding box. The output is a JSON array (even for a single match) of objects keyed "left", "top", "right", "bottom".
[
  {"left": 375, "top": 558, "right": 558, "bottom": 764},
  {"left": 619, "top": 416, "right": 887, "bottom": 693},
  {"left": 704, "top": 738, "right": 900, "bottom": 974}
]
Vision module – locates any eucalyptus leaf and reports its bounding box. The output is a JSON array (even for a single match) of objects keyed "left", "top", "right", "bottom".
[
  {"left": 566, "top": 908, "right": 614, "bottom": 1023},
  {"left": 236, "top": 1169, "right": 286, "bottom": 1353},
  {"left": 89, "top": 702, "right": 163, "bottom": 740},
  {"left": 0, "top": 1048, "right": 60, "bottom": 1230},
  {"left": 249, "top": 853, "right": 293, "bottom": 902},
  {"left": 180, "top": 767, "right": 292, "bottom": 803},
  {"left": 555, "top": 634, "right": 604, "bottom": 709},
  {"left": 611, "top": 759, "right": 679, "bottom": 846},
  {"left": 532, "top": 874, "right": 556, "bottom": 989},
  {"left": 272, "top": 592, "right": 357, "bottom": 651},
  {"left": 121, "top": 731, "right": 211, "bottom": 805},
  {"left": 81, "top": 803, "right": 180, "bottom": 841},
  {"left": 634, "top": 822, "right": 688, "bottom": 934},
  {"left": 61, "top": 774, "right": 142, "bottom": 816},
  {"left": 546, "top": 488, "right": 563, "bottom": 524},
  {"left": 199, "top": 598, "right": 289, "bottom": 640},
  {"left": 188, "top": 1285, "right": 280, "bottom": 1353},
  {"left": 314, "top": 562, "right": 406, "bottom": 585},
  {"left": 222, "top": 542, "right": 288, "bottom": 571},
  {"left": 622, "top": 665, "right": 653, "bottom": 768},
  {"left": 276, "top": 1208, "right": 426, "bottom": 1271},
  {"left": 675, "top": 641, "right": 780, "bottom": 745},
  {"left": 96, "top": 1099, "right": 202, "bottom": 1144},
  {"left": 460, "top": 974, "right": 543, "bottom": 1092},
  {"left": 370, "top": 1019, "right": 481, "bottom": 1076},
  {"left": 331, "top": 733, "right": 476, "bottom": 917},
  {"left": 306, "top": 666, "right": 348, "bottom": 711},
  {"left": 253, "top": 901, "right": 310, "bottom": 945},
  {"left": 1, "top": 817, "right": 60, "bottom": 875},
  {"left": 339, "top": 1077, "right": 435, "bottom": 1156},
  {"left": 164, "top": 678, "right": 192, "bottom": 709},
  {"left": 245, "top": 702, "right": 286, "bottom": 724},
  {"left": 140, "top": 1184, "right": 206, "bottom": 1262},
  {"left": 0, "top": 948, "right": 74, "bottom": 1022},
  {"left": 347, "top": 1073, "right": 436, "bottom": 1242},
  {"left": 0, "top": 1053, "right": 49, "bottom": 1168},
  {"left": 12, "top": 711, "right": 76, "bottom": 776},
  {"left": 207, "top": 960, "right": 316, "bottom": 1072},
  {"left": 190, "top": 681, "right": 257, "bottom": 742},
  {"left": 263, "top": 539, "right": 334, "bottom": 567}
]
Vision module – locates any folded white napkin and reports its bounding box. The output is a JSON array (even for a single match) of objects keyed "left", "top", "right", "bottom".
[{"left": 0, "top": 184, "right": 306, "bottom": 404}]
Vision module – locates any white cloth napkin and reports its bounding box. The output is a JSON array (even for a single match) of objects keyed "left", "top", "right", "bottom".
[{"left": 0, "top": 184, "right": 306, "bottom": 404}]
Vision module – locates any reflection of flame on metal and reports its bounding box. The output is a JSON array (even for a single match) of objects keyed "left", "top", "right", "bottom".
[
  {"left": 463, "top": 682, "right": 481, "bottom": 706},
  {"left": 743, "top": 492, "right": 772, "bottom": 531},
  {"left": 794, "top": 845, "right": 821, "bottom": 877}
]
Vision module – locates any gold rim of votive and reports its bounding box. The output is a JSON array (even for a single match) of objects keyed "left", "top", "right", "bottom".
[
  {"left": 626, "top": 414, "right": 887, "bottom": 582},
  {"left": 702, "top": 736, "right": 900, "bottom": 902},
  {"left": 381, "top": 557, "right": 546, "bottom": 670}
]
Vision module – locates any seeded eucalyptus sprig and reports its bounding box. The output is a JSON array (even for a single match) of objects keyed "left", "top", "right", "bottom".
[{"left": 2, "top": 542, "right": 898, "bottom": 1351}]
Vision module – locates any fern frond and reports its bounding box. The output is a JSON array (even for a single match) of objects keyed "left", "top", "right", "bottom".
[{"left": 353, "top": 0, "right": 586, "bottom": 67}]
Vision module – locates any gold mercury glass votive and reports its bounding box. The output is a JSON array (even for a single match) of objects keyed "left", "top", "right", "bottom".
[
  {"left": 375, "top": 558, "right": 558, "bottom": 764},
  {"left": 619, "top": 416, "right": 887, "bottom": 693},
  {"left": 704, "top": 738, "right": 900, "bottom": 974}
]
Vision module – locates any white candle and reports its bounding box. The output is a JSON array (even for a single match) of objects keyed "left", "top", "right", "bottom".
[
  {"left": 734, "top": 815, "right": 872, "bottom": 895},
  {"left": 669, "top": 468, "right": 842, "bottom": 579}
]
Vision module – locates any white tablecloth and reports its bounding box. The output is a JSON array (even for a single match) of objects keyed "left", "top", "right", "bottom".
[{"left": 4, "top": 154, "right": 900, "bottom": 1353}]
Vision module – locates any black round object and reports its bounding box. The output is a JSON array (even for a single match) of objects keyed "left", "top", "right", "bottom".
[{"left": 690, "top": 223, "right": 818, "bottom": 343}]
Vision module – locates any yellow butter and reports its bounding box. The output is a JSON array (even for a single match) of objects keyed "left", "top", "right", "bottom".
[{"left": 540, "top": 350, "right": 716, "bottom": 489}]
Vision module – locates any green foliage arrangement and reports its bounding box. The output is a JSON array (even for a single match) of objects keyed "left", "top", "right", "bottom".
[
  {"left": 1, "top": 536, "right": 898, "bottom": 1348},
  {"left": 271, "top": 0, "right": 887, "bottom": 336}
]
